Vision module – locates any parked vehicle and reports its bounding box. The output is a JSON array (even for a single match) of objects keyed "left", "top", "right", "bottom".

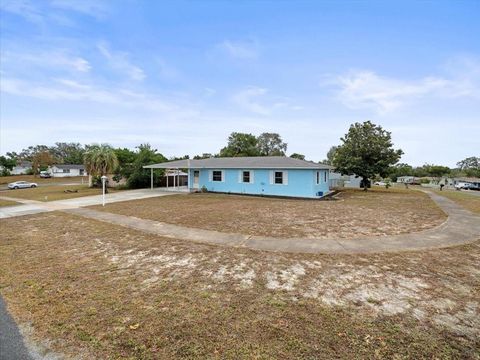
[
  {"left": 374, "top": 181, "right": 386, "bottom": 186},
  {"left": 455, "top": 182, "right": 476, "bottom": 190},
  {"left": 40, "top": 171, "right": 51, "bottom": 178},
  {"left": 7, "top": 181, "right": 38, "bottom": 189}
]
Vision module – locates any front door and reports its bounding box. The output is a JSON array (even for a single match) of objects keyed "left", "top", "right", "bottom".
[{"left": 193, "top": 170, "right": 200, "bottom": 189}]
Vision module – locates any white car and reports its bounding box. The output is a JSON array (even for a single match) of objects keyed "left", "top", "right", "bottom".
[
  {"left": 455, "top": 182, "right": 473, "bottom": 190},
  {"left": 8, "top": 181, "right": 38, "bottom": 189},
  {"left": 374, "top": 181, "right": 387, "bottom": 186}
]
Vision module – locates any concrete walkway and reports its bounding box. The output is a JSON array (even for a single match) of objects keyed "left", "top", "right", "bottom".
[
  {"left": 0, "top": 188, "right": 185, "bottom": 219},
  {"left": 65, "top": 191, "right": 480, "bottom": 254}
]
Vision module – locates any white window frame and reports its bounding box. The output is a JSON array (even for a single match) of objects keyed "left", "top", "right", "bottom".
[
  {"left": 239, "top": 170, "right": 254, "bottom": 184},
  {"left": 210, "top": 170, "right": 224, "bottom": 182},
  {"left": 270, "top": 170, "right": 288, "bottom": 185}
]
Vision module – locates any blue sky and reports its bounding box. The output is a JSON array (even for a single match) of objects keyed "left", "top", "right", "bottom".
[{"left": 1, "top": 0, "right": 479, "bottom": 166}]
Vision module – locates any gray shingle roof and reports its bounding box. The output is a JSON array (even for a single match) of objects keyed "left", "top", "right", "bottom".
[
  {"left": 144, "top": 156, "right": 332, "bottom": 170},
  {"left": 52, "top": 164, "right": 85, "bottom": 170}
]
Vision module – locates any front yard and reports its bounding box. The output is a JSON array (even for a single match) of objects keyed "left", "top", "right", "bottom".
[
  {"left": 0, "top": 212, "right": 478, "bottom": 359},
  {"left": 434, "top": 190, "right": 480, "bottom": 214},
  {"left": 0, "top": 199, "right": 19, "bottom": 207},
  {"left": 91, "top": 188, "right": 446, "bottom": 238},
  {"left": 0, "top": 175, "right": 84, "bottom": 185},
  {"left": 0, "top": 185, "right": 118, "bottom": 202}
]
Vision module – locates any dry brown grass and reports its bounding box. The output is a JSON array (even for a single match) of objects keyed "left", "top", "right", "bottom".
[
  {"left": 92, "top": 188, "right": 446, "bottom": 238},
  {"left": 434, "top": 190, "right": 480, "bottom": 214},
  {"left": 0, "top": 199, "right": 19, "bottom": 207},
  {"left": 0, "top": 185, "right": 118, "bottom": 202},
  {"left": 0, "top": 175, "right": 84, "bottom": 185},
  {"left": 0, "top": 212, "right": 478, "bottom": 359}
]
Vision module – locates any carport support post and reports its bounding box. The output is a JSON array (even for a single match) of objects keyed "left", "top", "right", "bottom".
[{"left": 150, "top": 168, "right": 153, "bottom": 190}]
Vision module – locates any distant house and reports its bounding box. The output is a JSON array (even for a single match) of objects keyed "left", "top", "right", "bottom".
[
  {"left": 144, "top": 156, "right": 332, "bottom": 198},
  {"left": 10, "top": 161, "right": 32, "bottom": 175},
  {"left": 329, "top": 172, "right": 365, "bottom": 188},
  {"left": 49, "top": 164, "right": 87, "bottom": 177},
  {"left": 397, "top": 176, "right": 421, "bottom": 184}
]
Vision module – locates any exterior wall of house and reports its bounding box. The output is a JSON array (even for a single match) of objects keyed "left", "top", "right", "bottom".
[
  {"left": 10, "top": 166, "right": 31, "bottom": 175},
  {"left": 188, "top": 168, "right": 329, "bottom": 198},
  {"left": 50, "top": 167, "right": 86, "bottom": 177}
]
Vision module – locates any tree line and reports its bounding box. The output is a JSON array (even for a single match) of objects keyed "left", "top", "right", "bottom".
[{"left": 1, "top": 125, "right": 478, "bottom": 191}]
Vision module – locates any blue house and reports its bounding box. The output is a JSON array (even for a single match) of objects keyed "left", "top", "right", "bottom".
[{"left": 144, "top": 156, "right": 331, "bottom": 199}]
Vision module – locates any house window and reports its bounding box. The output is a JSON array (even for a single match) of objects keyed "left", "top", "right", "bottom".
[
  {"left": 62, "top": 169, "right": 70, "bottom": 173},
  {"left": 324, "top": 171, "right": 327, "bottom": 183},
  {"left": 242, "top": 171, "right": 250, "bottom": 183},
  {"left": 275, "top": 171, "right": 283, "bottom": 184},
  {"left": 316, "top": 171, "right": 320, "bottom": 185},
  {"left": 212, "top": 170, "right": 222, "bottom": 182}
]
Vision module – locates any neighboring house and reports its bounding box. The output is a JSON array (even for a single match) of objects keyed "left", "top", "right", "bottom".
[
  {"left": 49, "top": 164, "right": 87, "bottom": 177},
  {"left": 397, "top": 176, "right": 421, "bottom": 184},
  {"left": 10, "top": 161, "right": 32, "bottom": 175},
  {"left": 144, "top": 156, "right": 332, "bottom": 198},
  {"left": 329, "top": 172, "right": 365, "bottom": 188}
]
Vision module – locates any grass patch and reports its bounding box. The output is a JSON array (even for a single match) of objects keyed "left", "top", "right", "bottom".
[
  {"left": 0, "top": 212, "right": 478, "bottom": 359},
  {"left": 91, "top": 188, "right": 446, "bottom": 238},
  {"left": 434, "top": 190, "right": 480, "bottom": 214},
  {"left": 0, "top": 199, "right": 19, "bottom": 207},
  {"left": 0, "top": 175, "right": 85, "bottom": 185},
  {"left": 0, "top": 185, "right": 118, "bottom": 202}
]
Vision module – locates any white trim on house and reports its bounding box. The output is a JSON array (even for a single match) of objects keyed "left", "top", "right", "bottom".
[
  {"left": 210, "top": 169, "right": 224, "bottom": 182},
  {"left": 239, "top": 169, "right": 253, "bottom": 184},
  {"left": 270, "top": 170, "right": 288, "bottom": 185}
]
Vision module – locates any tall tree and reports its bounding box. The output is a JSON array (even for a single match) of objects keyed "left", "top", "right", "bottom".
[
  {"left": 219, "top": 132, "right": 260, "bottom": 157},
  {"left": 256, "top": 132, "right": 287, "bottom": 156},
  {"left": 290, "top": 153, "right": 305, "bottom": 160},
  {"left": 0, "top": 155, "right": 16, "bottom": 176},
  {"left": 50, "top": 142, "right": 85, "bottom": 164},
  {"left": 32, "top": 151, "right": 55, "bottom": 177},
  {"left": 83, "top": 144, "right": 119, "bottom": 190},
  {"left": 127, "top": 144, "right": 167, "bottom": 189},
  {"left": 387, "top": 163, "right": 414, "bottom": 182},
  {"left": 456, "top": 156, "right": 480, "bottom": 177},
  {"left": 333, "top": 121, "right": 403, "bottom": 191},
  {"left": 423, "top": 164, "right": 451, "bottom": 182},
  {"left": 320, "top": 146, "right": 338, "bottom": 165}
]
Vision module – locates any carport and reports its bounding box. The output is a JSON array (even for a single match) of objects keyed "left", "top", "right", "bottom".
[{"left": 143, "top": 159, "right": 191, "bottom": 191}]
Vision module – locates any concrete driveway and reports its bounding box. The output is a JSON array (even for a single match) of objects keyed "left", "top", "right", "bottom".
[{"left": 0, "top": 188, "right": 184, "bottom": 219}]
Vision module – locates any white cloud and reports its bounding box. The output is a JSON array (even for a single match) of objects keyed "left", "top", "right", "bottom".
[
  {"left": 0, "top": 0, "right": 44, "bottom": 24},
  {"left": 329, "top": 58, "right": 480, "bottom": 114},
  {"left": 218, "top": 40, "right": 258, "bottom": 59},
  {"left": 97, "top": 41, "right": 145, "bottom": 81},
  {"left": 50, "top": 0, "right": 109, "bottom": 19},
  {"left": 1, "top": 0, "right": 109, "bottom": 25},
  {"left": 231, "top": 86, "right": 270, "bottom": 115},
  {"left": 2, "top": 50, "right": 91, "bottom": 73}
]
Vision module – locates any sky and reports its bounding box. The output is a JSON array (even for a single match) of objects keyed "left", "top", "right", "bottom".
[{"left": 0, "top": 0, "right": 479, "bottom": 167}]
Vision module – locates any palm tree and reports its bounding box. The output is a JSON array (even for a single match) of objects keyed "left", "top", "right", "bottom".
[{"left": 83, "top": 144, "right": 119, "bottom": 191}]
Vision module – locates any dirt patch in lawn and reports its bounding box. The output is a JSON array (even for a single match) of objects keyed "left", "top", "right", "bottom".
[
  {"left": 0, "top": 185, "right": 119, "bottom": 202},
  {"left": 434, "top": 190, "right": 480, "bottom": 214},
  {"left": 0, "top": 212, "right": 478, "bottom": 359},
  {"left": 91, "top": 188, "right": 446, "bottom": 238}
]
